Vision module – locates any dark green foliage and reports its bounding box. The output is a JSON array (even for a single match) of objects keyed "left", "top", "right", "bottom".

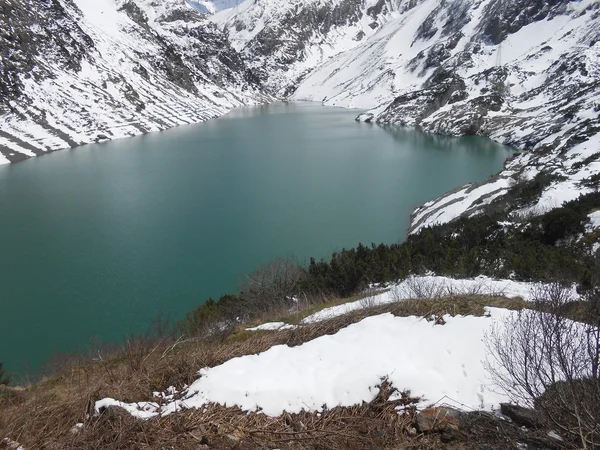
[
  {"left": 583, "top": 172, "right": 600, "bottom": 188},
  {"left": 180, "top": 192, "right": 600, "bottom": 336},
  {"left": 506, "top": 172, "right": 556, "bottom": 207},
  {"left": 539, "top": 207, "right": 587, "bottom": 245},
  {"left": 0, "top": 362, "right": 9, "bottom": 385},
  {"left": 179, "top": 295, "right": 242, "bottom": 337}
]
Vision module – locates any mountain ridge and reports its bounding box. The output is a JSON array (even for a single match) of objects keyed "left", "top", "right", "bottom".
[
  {"left": 1, "top": 0, "right": 599, "bottom": 233},
  {"left": 0, "top": 0, "right": 268, "bottom": 164}
]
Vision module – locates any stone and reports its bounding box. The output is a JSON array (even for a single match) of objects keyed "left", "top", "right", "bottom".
[
  {"left": 415, "top": 407, "right": 468, "bottom": 433},
  {"left": 441, "top": 427, "right": 461, "bottom": 442},
  {"left": 0, "top": 438, "right": 23, "bottom": 450},
  {"left": 500, "top": 403, "right": 546, "bottom": 429}
]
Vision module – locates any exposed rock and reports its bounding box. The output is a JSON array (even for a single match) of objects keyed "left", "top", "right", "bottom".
[
  {"left": 0, "top": 0, "right": 268, "bottom": 164},
  {"left": 97, "top": 405, "right": 135, "bottom": 425},
  {"left": 415, "top": 407, "right": 468, "bottom": 432},
  {"left": 500, "top": 403, "right": 547, "bottom": 429},
  {"left": 476, "top": 0, "right": 573, "bottom": 45}
]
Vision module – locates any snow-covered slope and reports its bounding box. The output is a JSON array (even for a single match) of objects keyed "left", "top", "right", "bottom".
[
  {"left": 0, "top": 0, "right": 267, "bottom": 164},
  {"left": 2, "top": 0, "right": 599, "bottom": 230},
  {"left": 211, "top": 0, "right": 411, "bottom": 96},
  {"left": 215, "top": 0, "right": 600, "bottom": 229},
  {"left": 97, "top": 307, "right": 516, "bottom": 418},
  {"left": 94, "top": 275, "right": 585, "bottom": 419},
  {"left": 187, "top": 0, "right": 240, "bottom": 14}
]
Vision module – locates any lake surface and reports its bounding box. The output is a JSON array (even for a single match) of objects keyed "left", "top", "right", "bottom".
[{"left": 0, "top": 102, "right": 514, "bottom": 379}]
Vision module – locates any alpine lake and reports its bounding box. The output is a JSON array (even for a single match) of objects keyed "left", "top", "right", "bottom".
[{"left": 0, "top": 102, "right": 515, "bottom": 379}]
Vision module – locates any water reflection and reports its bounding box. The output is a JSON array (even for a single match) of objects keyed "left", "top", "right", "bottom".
[{"left": 378, "top": 123, "right": 513, "bottom": 155}]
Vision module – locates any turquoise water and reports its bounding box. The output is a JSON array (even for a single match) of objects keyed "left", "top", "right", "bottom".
[{"left": 0, "top": 102, "right": 513, "bottom": 379}]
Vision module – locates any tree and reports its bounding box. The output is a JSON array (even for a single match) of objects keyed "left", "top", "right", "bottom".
[
  {"left": 238, "top": 258, "right": 306, "bottom": 316},
  {"left": 485, "top": 283, "right": 600, "bottom": 448}
]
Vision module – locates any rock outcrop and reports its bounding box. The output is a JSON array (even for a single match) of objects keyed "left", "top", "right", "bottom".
[
  {"left": 0, "top": 0, "right": 268, "bottom": 163},
  {"left": 214, "top": 0, "right": 599, "bottom": 229}
]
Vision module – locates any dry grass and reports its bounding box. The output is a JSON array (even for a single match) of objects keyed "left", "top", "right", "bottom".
[
  {"left": 0, "top": 294, "right": 527, "bottom": 449},
  {"left": 59, "top": 381, "right": 423, "bottom": 450}
]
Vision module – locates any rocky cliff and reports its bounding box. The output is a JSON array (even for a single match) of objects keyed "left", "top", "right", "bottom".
[
  {"left": 2, "top": 0, "right": 599, "bottom": 234},
  {"left": 0, "top": 0, "right": 267, "bottom": 163},
  {"left": 212, "top": 0, "right": 600, "bottom": 230}
]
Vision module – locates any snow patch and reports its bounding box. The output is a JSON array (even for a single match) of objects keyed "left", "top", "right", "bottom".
[
  {"left": 587, "top": 211, "right": 600, "bottom": 233},
  {"left": 246, "top": 322, "right": 297, "bottom": 331},
  {"left": 302, "top": 275, "right": 547, "bottom": 324},
  {"left": 96, "top": 308, "right": 518, "bottom": 418}
]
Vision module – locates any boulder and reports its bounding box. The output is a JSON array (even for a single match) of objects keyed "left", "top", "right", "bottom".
[
  {"left": 0, "top": 438, "right": 24, "bottom": 450},
  {"left": 415, "top": 407, "right": 468, "bottom": 432},
  {"left": 500, "top": 403, "right": 546, "bottom": 429}
]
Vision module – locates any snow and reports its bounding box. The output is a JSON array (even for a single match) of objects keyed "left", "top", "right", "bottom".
[
  {"left": 587, "top": 211, "right": 600, "bottom": 232},
  {"left": 548, "top": 430, "right": 564, "bottom": 441},
  {"left": 190, "top": 0, "right": 241, "bottom": 14},
  {"left": 246, "top": 322, "right": 297, "bottom": 331},
  {"left": 410, "top": 178, "right": 512, "bottom": 235},
  {"left": 302, "top": 275, "right": 547, "bottom": 324},
  {"left": 0, "top": 0, "right": 266, "bottom": 163},
  {"left": 95, "top": 397, "right": 160, "bottom": 420},
  {"left": 71, "top": 0, "right": 126, "bottom": 37},
  {"left": 96, "top": 307, "right": 517, "bottom": 418}
]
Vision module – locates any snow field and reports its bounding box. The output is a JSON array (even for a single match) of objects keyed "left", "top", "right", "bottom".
[
  {"left": 95, "top": 275, "right": 578, "bottom": 420},
  {"left": 97, "top": 307, "right": 516, "bottom": 419}
]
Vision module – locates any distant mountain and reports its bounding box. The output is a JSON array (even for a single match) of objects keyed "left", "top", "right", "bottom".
[
  {"left": 1, "top": 0, "right": 598, "bottom": 232},
  {"left": 187, "top": 0, "right": 241, "bottom": 14},
  {"left": 212, "top": 0, "right": 600, "bottom": 229},
  {"left": 0, "top": 0, "right": 266, "bottom": 163}
]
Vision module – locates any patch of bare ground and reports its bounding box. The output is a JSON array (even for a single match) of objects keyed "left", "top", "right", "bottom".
[{"left": 0, "top": 295, "right": 534, "bottom": 449}]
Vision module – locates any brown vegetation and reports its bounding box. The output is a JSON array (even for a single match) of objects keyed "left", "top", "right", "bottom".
[
  {"left": 486, "top": 283, "right": 600, "bottom": 449},
  {"left": 0, "top": 294, "right": 527, "bottom": 449}
]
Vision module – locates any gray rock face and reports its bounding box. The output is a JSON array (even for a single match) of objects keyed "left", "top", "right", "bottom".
[
  {"left": 475, "top": 0, "right": 572, "bottom": 45},
  {"left": 0, "top": 0, "right": 267, "bottom": 163},
  {"left": 377, "top": 70, "right": 468, "bottom": 127},
  {"left": 500, "top": 403, "right": 547, "bottom": 429},
  {"left": 415, "top": 407, "right": 468, "bottom": 432},
  {"left": 0, "top": 0, "right": 92, "bottom": 107}
]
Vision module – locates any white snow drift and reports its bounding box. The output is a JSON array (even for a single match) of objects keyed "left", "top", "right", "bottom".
[
  {"left": 96, "top": 307, "right": 515, "bottom": 419},
  {"left": 301, "top": 275, "right": 568, "bottom": 324}
]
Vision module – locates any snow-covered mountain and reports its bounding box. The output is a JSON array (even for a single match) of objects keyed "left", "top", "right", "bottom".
[
  {"left": 0, "top": 0, "right": 267, "bottom": 164},
  {"left": 2, "top": 0, "right": 599, "bottom": 232},
  {"left": 212, "top": 0, "right": 600, "bottom": 229},
  {"left": 187, "top": 0, "right": 241, "bottom": 14}
]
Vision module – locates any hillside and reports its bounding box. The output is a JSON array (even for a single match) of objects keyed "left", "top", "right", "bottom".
[
  {"left": 1, "top": 1, "right": 600, "bottom": 448},
  {"left": 211, "top": 0, "right": 600, "bottom": 230},
  {"left": 0, "top": 0, "right": 267, "bottom": 163},
  {"left": 1, "top": 283, "right": 587, "bottom": 449}
]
